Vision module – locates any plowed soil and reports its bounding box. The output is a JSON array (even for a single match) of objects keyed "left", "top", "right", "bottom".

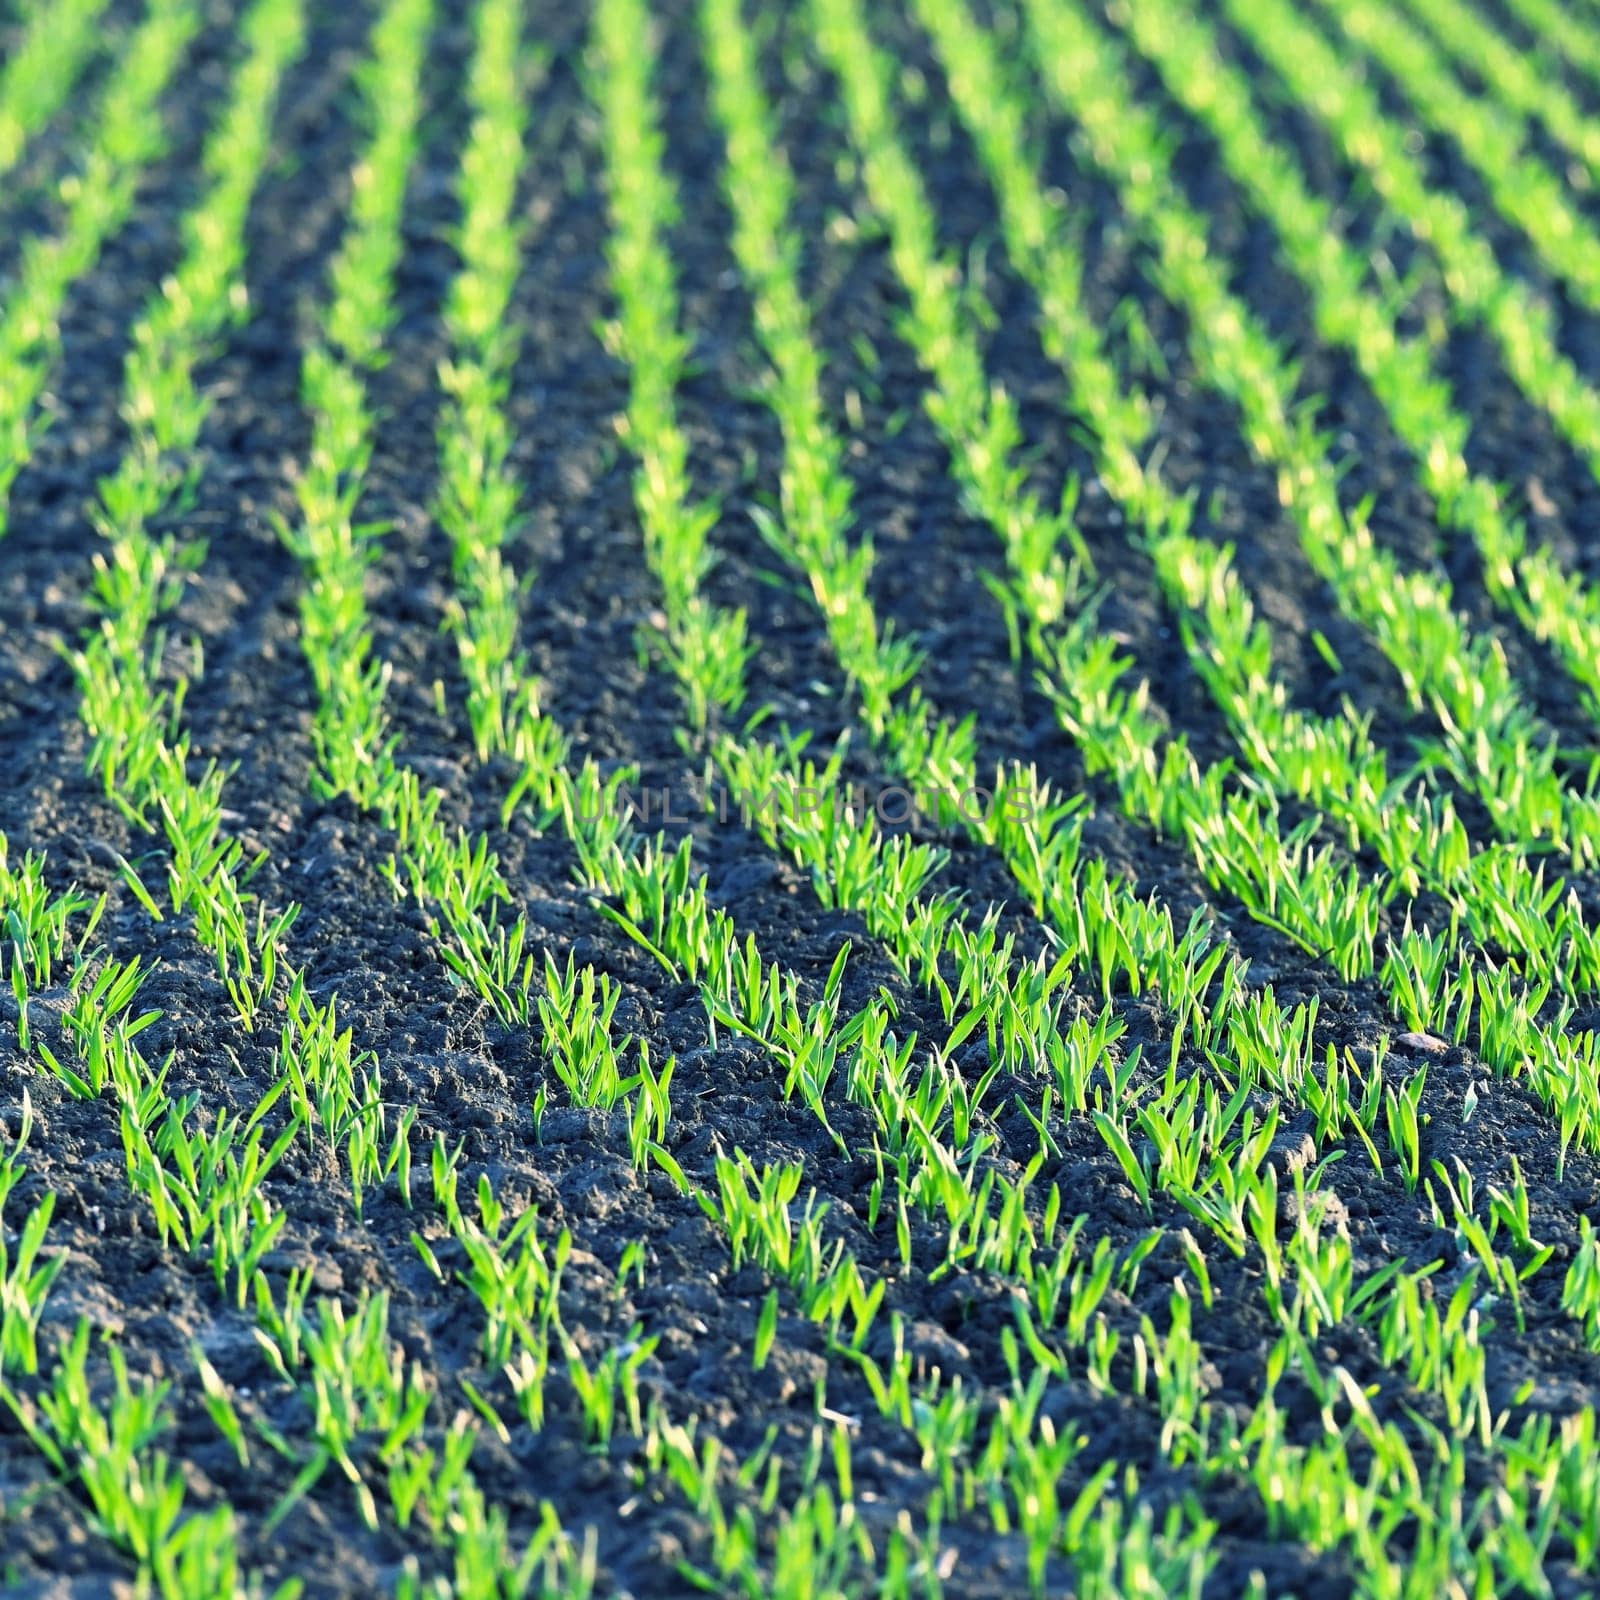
[{"left": 3, "top": 0, "right": 1600, "bottom": 1594}]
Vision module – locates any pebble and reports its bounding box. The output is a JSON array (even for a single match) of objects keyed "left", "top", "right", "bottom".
[{"left": 1395, "top": 1030, "right": 1449, "bottom": 1055}]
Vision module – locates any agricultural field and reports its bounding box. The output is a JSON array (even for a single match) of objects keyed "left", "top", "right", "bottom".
[{"left": 7, "top": 0, "right": 1600, "bottom": 1592}]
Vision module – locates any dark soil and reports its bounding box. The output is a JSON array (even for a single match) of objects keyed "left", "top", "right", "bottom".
[{"left": 2, "top": 0, "right": 1600, "bottom": 1596}]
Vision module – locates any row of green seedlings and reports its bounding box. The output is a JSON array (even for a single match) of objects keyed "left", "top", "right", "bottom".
[
  {"left": 0, "top": 846, "right": 591, "bottom": 1589},
  {"left": 1216, "top": 0, "right": 1600, "bottom": 734},
  {"left": 1127, "top": 0, "right": 1600, "bottom": 754},
  {"left": 587, "top": 0, "right": 1599, "bottom": 1588},
  {"left": 1499, "top": 0, "right": 1600, "bottom": 88},
  {"left": 275, "top": 0, "right": 1600, "bottom": 1574},
  {"left": 0, "top": 861, "right": 297, "bottom": 1595},
  {"left": 0, "top": 21, "right": 600, "bottom": 1563},
  {"left": 0, "top": 0, "right": 111, "bottom": 178},
  {"left": 379, "top": 820, "right": 908, "bottom": 1586},
  {"left": 341, "top": 0, "right": 952, "bottom": 1231},
  {"left": 398, "top": 0, "right": 1006, "bottom": 1242},
  {"left": 812, "top": 0, "right": 1476, "bottom": 995},
  {"left": 8, "top": 343, "right": 730, "bottom": 1582},
  {"left": 11, "top": 1323, "right": 289, "bottom": 1598},
  {"left": 1318, "top": 0, "right": 1600, "bottom": 325},
  {"left": 642, "top": 1264, "right": 1221, "bottom": 1600},
  {"left": 590, "top": 0, "right": 752, "bottom": 729},
  {"left": 0, "top": 61, "right": 380, "bottom": 1517},
  {"left": 179, "top": 0, "right": 607, "bottom": 1582},
  {"left": 397, "top": 0, "right": 1216, "bottom": 1582},
  {"left": 3, "top": 0, "right": 293, "bottom": 1322},
  {"left": 627, "top": 0, "right": 1497, "bottom": 1363},
  {"left": 261, "top": 0, "right": 610, "bottom": 1224},
  {"left": 710, "top": 0, "right": 1600, "bottom": 1587},
  {"left": 710, "top": 0, "right": 1586, "bottom": 1386},
  {"left": 0, "top": 1021, "right": 592, "bottom": 1599},
  {"left": 1006, "top": 0, "right": 1600, "bottom": 875},
  {"left": 598, "top": 0, "right": 1002, "bottom": 1177},
  {"left": 1400, "top": 0, "right": 1600, "bottom": 187},
  {"left": 71, "top": 0, "right": 305, "bottom": 1031},
  {"left": 413, "top": 990, "right": 957, "bottom": 1594},
  {"left": 0, "top": 820, "right": 1232, "bottom": 1597},
  {"left": 4, "top": 735, "right": 685, "bottom": 1587},
  {"left": 57, "top": 0, "right": 415, "bottom": 1227},
  {"left": 1039, "top": 0, "right": 1600, "bottom": 872},
  {"left": 448, "top": 533, "right": 1209, "bottom": 1600},
  {"left": 901, "top": 0, "right": 1600, "bottom": 1580},
  {"left": 928, "top": 0, "right": 1574, "bottom": 1337},
  {"left": 433, "top": 0, "right": 536, "bottom": 764},
  {"left": 274, "top": 798, "right": 846, "bottom": 1575},
  {"left": 0, "top": 0, "right": 201, "bottom": 534},
  {"left": 12, "top": 903, "right": 402, "bottom": 1301},
  {"left": 598, "top": 0, "right": 1000, "bottom": 1209},
  {"left": 732, "top": 0, "right": 1600, "bottom": 1388},
  {"left": 15, "top": 932, "right": 663, "bottom": 1577},
  {"left": 278, "top": 0, "right": 428, "bottom": 811},
  {"left": 0, "top": 0, "right": 574, "bottom": 1581},
  {"left": 692, "top": 1103, "right": 1523, "bottom": 1592},
  {"left": 898, "top": 0, "right": 1600, "bottom": 1163},
  {"left": 1000, "top": 0, "right": 1600, "bottom": 1149},
  {"left": 864, "top": 0, "right": 1561, "bottom": 1043},
  {"left": 15, "top": 935, "right": 402, "bottom": 1322}
]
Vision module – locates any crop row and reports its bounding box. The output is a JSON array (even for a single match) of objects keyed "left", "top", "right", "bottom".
[{"left": 6, "top": 0, "right": 1600, "bottom": 1591}]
